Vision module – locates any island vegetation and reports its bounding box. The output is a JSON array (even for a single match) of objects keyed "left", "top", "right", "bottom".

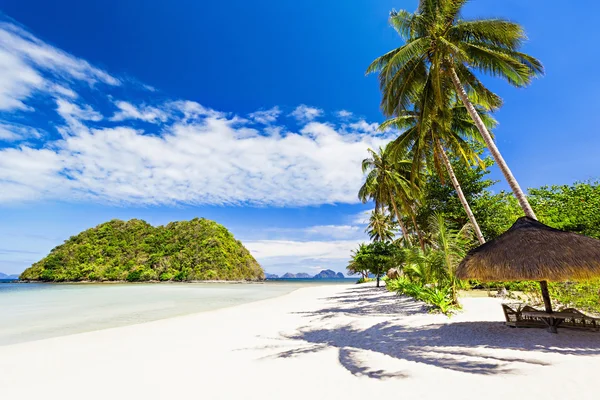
[
  {"left": 347, "top": 1, "right": 600, "bottom": 314},
  {"left": 20, "top": 218, "right": 264, "bottom": 282}
]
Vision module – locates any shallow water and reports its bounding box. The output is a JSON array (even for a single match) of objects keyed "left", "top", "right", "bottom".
[{"left": 0, "top": 280, "right": 351, "bottom": 346}]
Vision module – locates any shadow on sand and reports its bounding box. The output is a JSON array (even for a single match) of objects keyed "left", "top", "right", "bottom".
[
  {"left": 269, "top": 285, "right": 600, "bottom": 379},
  {"left": 294, "top": 285, "right": 429, "bottom": 320}
]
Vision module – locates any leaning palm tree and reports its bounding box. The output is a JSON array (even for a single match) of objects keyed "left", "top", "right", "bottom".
[
  {"left": 366, "top": 209, "right": 396, "bottom": 243},
  {"left": 358, "top": 145, "right": 422, "bottom": 246},
  {"left": 367, "top": 0, "right": 543, "bottom": 219},
  {"left": 380, "top": 98, "right": 497, "bottom": 245}
]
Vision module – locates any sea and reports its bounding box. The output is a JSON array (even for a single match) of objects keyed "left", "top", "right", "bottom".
[{"left": 0, "top": 278, "right": 354, "bottom": 346}]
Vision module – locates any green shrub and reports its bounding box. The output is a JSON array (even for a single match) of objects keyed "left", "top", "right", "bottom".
[
  {"left": 545, "top": 280, "right": 600, "bottom": 314},
  {"left": 159, "top": 272, "right": 174, "bottom": 281},
  {"left": 356, "top": 277, "right": 373, "bottom": 284},
  {"left": 475, "top": 280, "right": 539, "bottom": 292},
  {"left": 126, "top": 269, "right": 143, "bottom": 282},
  {"left": 421, "top": 286, "right": 454, "bottom": 314},
  {"left": 386, "top": 277, "right": 458, "bottom": 314}
]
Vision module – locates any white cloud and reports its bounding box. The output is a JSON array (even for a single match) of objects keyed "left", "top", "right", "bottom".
[
  {"left": 0, "top": 112, "right": 389, "bottom": 205},
  {"left": 246, "top": 239, "right": 359, "bottom": 261},
  {"left": 0, "top": 147, "right": 66, "bottom": 202},
  {"left": 350, "top": 210, "right": 373, "bottom": 225},
  {"left": 337, "top": 110, "right": 353, "bottom": 118},
  {"left": 167, "top": 100, "right": 222, "bottom": 121},
  {"left": 0, "top": 21, "right": 118, "bottom": 112},
  {"left": 0, "top": 23, "right": 118, "bottom": 86},
  {"left": 56, "top": 99, "right": 103, "bottom": 122},
  {"left": 248, "top": 106, "right": 281, "bottom": 124},
  {"left": 110, "top": 101, "right": 168, "bottom": 123},
  {"left": 0, "top": 122, "right": 43, "bottom": 142},
  {"left": 290, "top": 104, "right": 323, "bottom": 122},
  {"left": 0, "top": 17, "right": 392, "bottom": 207},
  {"left": 303, "top": 225, "right": 362, "bottom": 239},
  {"left": 348, "top": 120, "right": 380, "bottom": 134},
  {"left": 0, "top": 48, "right": 43, "bottom": 111},
  {"left": 245, "top": 239, "right": 362, "bottom": 276}
]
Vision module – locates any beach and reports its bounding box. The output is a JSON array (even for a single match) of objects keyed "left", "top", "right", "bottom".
[{"left": 1, "top": 283, "right": 599, "bottom": 400}]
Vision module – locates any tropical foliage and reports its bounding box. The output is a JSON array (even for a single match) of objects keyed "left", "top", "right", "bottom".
[
  {"left": 367, "top": 0, "right": 543, "bottom": 219},
  {"left": 354, "top": 1, "right": 599, "bottom": 315},
  {"left": 347, "top": 241, "right": 403, "bottom": 287},
  {"left": 20, "top": 218, "right": 264, "bottom": 282}
]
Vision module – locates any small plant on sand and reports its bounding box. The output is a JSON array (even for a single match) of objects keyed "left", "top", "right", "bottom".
[
  {"left": 387, "top": 276, "right": 456, "bottom": 314},
  {"left": 356, "top": 277, "right": 374, "bottom": 284}
]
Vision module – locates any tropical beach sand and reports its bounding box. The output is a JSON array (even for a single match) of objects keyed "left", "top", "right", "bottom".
[{"left": 1, "top": 283, "right": 599, "bottom": 400}]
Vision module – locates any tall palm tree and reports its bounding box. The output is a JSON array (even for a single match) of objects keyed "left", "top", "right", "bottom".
[
  {"left": 367, "top": 0, "right": 543, "bottom": 220},
  {"left": 380, "top": 99, "right": 497, "bottom": 245},
  {"left": 358, "top": 145, "right": 425, "bottom": 249},
  {"left": 366, "top": 210, "right": 395, "bottom": 243}
]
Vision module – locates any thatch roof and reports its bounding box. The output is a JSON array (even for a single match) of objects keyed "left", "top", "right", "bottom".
[{"left": 457, "top": 217, "right": 600, "bottom": 282}]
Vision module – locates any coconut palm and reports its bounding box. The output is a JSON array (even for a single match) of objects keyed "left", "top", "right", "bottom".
[
  {"left": 367, "top": 0, "right": 543, "bottom": 219},
  {"left": 366, "top": 209, "right": 396, "bottom": 243},
  {"left": 359, "top": 144, "right": 425, "bottom": 249},
  {"left": 380, "top": 98, "right": 497, "bottom": 245}
]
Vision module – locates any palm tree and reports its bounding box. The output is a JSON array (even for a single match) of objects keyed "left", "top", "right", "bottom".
[
  {"left": 359, "top": 145, "right": 425, "bottom": 249},
  {"left": 367, "top": 0, "right": 543, "bottom": 219},
  {"left": 380, "top": 99, "right": 497, "bottom": 245},
  {"left": 366, "top": 210, "right": 395, "bottom": 243},
  {"left": 427, "top": 213, "right": 475, "bottom": 304}
]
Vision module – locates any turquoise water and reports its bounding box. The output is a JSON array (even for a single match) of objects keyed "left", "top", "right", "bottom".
[{"left": 0, "top": 280, "right": 351, "bottom": 346}]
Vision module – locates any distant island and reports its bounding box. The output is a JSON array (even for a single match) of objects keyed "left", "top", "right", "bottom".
[
  {"left": 0, "top": 272, "right": 19, "bottom": 280},
  {"left": 20, "top": 218, "right": 264, "bottom": 282},
  {"left": 265, "top": 269, "right": 345, "bottom": 279}
]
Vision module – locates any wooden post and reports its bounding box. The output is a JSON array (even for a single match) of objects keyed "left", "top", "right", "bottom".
[{"left": 539, "top": 280, "right": 553, "bottom": 313}]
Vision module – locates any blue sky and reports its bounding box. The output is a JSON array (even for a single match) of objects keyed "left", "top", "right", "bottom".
[{"left": 1, "top": 0, "right": 599, "bottom": 276}]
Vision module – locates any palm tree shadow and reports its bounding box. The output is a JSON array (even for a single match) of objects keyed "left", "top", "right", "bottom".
[
  {"left": 270, "top": 286, "right": 600, "bottom": 379},
  {"left": 273, "top": 321, "right": 600, "bottom": 378},
  {"left": 297, "top": 285, "right": 429, "bottom": 321}
]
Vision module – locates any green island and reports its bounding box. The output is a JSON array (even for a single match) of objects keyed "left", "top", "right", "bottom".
[{"left": 20, "top": 218, "right": 264, "bottom": 282}]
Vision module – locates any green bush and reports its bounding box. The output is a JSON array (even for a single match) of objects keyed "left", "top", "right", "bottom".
[
  {"left": 479, "top": 280, "right": 600, "bottom": 315},
  {"left": 386, "top": 277, "right": 457, "bottom": 314},
  {"left": 356, "top": 277, "right": 373, "bottom": 284},
  {"left": 549, "top": 281, "right": 600, "bottom": 314},
  {"left": 421, "top": 287, "right": 454, "bottom": 314},
  {"left": 474, "top": 280, "right": 539, "bottom": 292}
]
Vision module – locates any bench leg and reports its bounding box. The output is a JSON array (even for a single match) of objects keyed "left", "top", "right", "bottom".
[{"left": 543, "top": 317, "right": 561, "bottom": 334}]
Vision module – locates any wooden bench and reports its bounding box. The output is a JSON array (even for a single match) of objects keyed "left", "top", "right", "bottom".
[
  {"left": 502, "top": 303, "right": 600, "bottom": 333},
  {"left": 521, "top": 310, "right": 582, "bottom": 333}
]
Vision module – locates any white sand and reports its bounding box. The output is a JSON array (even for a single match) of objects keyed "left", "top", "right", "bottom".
[{"left": 1, "top": 283, "right": 599, "bottom": 400}]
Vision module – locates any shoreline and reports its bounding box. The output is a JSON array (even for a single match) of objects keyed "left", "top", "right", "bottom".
[
  {"left": 11, "top": 278, "right": 356, "bottom": 285},
  {"left": 2, "top": 283, "right": 599, "bottom": 399}
]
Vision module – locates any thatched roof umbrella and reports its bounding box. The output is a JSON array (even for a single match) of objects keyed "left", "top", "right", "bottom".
[{"left": 457, "top": 217, "right": 600, "bottom": 313}]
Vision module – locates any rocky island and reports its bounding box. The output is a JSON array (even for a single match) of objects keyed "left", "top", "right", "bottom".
[
  {"left": 20, "top": 218, "right": 264, "bottom": 282},
  {"left": 266, "top": 270, "right": 345, "bottom": 279}
]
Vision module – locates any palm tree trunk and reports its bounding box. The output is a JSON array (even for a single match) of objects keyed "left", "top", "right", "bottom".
[
  {"left": 449, "top": 67, "right": 555, "bottom": 314},
  {"left": 436, "top": 140, "right": 486, "bottom": 245},
  {"left": 449, "top": 66, "right": 537, "bottom": 220},
  {"left": 389, "top": 194, "right": 412, "bottom": 245}
]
